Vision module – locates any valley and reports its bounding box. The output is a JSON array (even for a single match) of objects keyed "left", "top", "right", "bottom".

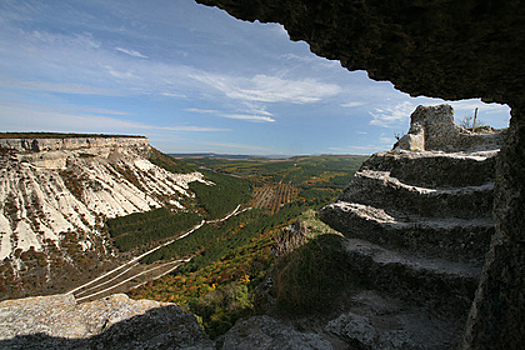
[
  {"left": 0, "top": 105, "right": 509, "bottom": 349},
  {"left": 0, "top": 134, "right": 366, "bottom": 338}
]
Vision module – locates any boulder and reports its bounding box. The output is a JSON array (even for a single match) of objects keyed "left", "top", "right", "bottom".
[{"left": 0, "top": 293, "right": 214, "bottom": 350}]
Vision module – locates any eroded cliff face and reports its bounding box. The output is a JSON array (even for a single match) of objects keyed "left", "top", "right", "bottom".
[
  {"left": 0, "top": 136, "right": 208, "bottom": 299},
  {"left": 0, "top": 136, "right": 149, "bottom": 153},
  {"left": 196, "top": 1, "right": 525, "bottom": 348}
]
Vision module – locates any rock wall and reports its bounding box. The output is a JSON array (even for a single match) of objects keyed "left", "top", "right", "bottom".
[
  {"left": 0, "top": 136, "right": 149, "bottom": 153},
  {"left": 461, "top": 106, "right": 525, "bottom": 349},
  {"left": 394, "top": 105, "right": 504, "bottom": 152},
  {"left": 315, "top": 105, "right": 499, "bottom": 348},
  {"left": 195, "top": 2, "right": 524, "bottom": 348}
]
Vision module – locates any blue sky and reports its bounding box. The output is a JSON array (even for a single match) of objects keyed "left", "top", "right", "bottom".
[{"left": 0, "top": 0, "right": 511, "bottom": 155}]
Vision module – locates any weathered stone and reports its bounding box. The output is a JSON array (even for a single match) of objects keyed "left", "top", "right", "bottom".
[
  {"left": 220, "top": 315, "right": 333, "bottom": 350},
  {"left": 461, "top": 107, "right": 525, "bottom": 349},
  {"left": 316, "top": 104, "right": 499, "bottom": 348},
  {"left": 321, "top": 201, "right": 494, "bottom": 264},
  {"left": 0, "top": 136, "right": 149, "bottom": 153},
  {"left": 337, "top": 170, "right": 494, "bottom": 220},
  {"left": 394, "top": 105, "right": 504, "bottom": 152},
  {"left": 0, "top": 293, "right": 214, "bottom": 350},
  {"left": 395, "top": 123, "right": 424, "bottom": 152},
  {"left": 325, "top": 291, "right": 464, "bottom": 350},
  {"left": 364, "top": 150, "right": 498, "bottom": 188},
  {"left": 338, "top": 237, "right": 481, "bottom": 314}
]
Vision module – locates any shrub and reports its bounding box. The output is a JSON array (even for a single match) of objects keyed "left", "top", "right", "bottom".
[{"left": 272, "top": 234, "right": 359, "bottom": 314}]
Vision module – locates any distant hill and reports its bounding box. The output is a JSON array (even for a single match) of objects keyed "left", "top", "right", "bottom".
[{"left": 169, "top": 153, "right": 291, "bottom": 160}]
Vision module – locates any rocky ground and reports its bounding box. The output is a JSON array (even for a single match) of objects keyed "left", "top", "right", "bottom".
[{"left": 0, "top": 293, "right": 214, "bottom": 350}]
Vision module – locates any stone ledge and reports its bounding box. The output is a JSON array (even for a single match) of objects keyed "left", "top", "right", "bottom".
[
  {"left": 0, "top": 293, "right": 214, "bottom": 349},
  {"left": 320, "top": 201, "right": 493, "bottom": 263}
]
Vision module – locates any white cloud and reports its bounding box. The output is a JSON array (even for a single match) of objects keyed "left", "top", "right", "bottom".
[
  {"left": 191, "top": 73, "right": 341, "bottom": 104},
  {"left": 327, "top": 145, "right": 384, "bottom": 154},
  {"left": 280, "top": 53, "right": 341, "bottom": 69},
  {"left": 201, "top": 141, "right": 275, "bottom": 154},
  {"left": 448, "top": 100, "right": 509, "bottom": 113},
  {"left": 115, "top": 47, "right": 148, "bottom": 59},
  {"left": 160, "top": 92, "right": 187, "bottom": 98},
  {"left": 31, "top": 30, "right": 101, "bottom": 50},
  {"left": 222, "top": 114, "right": 276, "bottom": 123},
  {"left": 341, "top": 101, "right": 366, "bottom": 108},
  {"left": 158, "top": 125, "right": 229, "bottom": 132},
  {"left": 77, "top": 107, "right": 130, "bottom": 116},
  {"left": 186, "top": 107, "right": 276, "bottom": 123},
  {"left": 379, "top": 136, "right": 395, "bottom": 145},
  {"left": 184, "top": 108, "right": 220, "bottom": 114},
  {"left": 1, "top": 25, "right": 343, "bottom": 112},
  {"left": 0, "top": 79, "right": 119, "bottom": 96},
  {"left": 103, "top": 65, "right": 137, "bottom": 79},
  {"left": 269, "top": 24, "right": 289, "bottom": 39},
  {"left": 369, "top": 101, "right": 415, "bottom": 128}
]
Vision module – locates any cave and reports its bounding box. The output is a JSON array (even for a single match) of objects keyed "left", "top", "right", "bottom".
[{"left": 195, "top": 1, "right": 525, "bottom": 348}]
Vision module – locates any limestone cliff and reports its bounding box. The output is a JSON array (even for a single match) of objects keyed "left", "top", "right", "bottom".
[
  {"left": 0, "top": 135, "right": 209, "bottom": 299},
  {"left": 0, "top": 135, "right": 149, "bottom": 153}
]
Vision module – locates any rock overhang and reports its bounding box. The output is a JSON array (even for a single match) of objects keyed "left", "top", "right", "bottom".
[{"left": 195, "top": 0, "right": 524, "bottom": 109}]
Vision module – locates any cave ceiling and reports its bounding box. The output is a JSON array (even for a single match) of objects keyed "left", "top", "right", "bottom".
[{"left": 196, "top": 0, "right": 525, "bottom": 109}]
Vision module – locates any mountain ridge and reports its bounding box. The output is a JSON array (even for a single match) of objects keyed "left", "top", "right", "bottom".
[{"left": 0, "top": 135, "right": 211, "bottom": 299}]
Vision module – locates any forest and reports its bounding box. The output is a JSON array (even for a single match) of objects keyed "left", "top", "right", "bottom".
[
  {"left": 114, "top": 153, "right": 367, "bottom": 338},
  {"left": 188, "top": 169, "right": 253, "bottom": 219},
  {"left": 181, "top": 154, "right": 366, "bottom": 187},
  {"left": 106, "top": 209, "right": 202, "bottom": 252}
]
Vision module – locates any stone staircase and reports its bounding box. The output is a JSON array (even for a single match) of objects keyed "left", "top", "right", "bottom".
[{"left": 318, "top": 105, "right": 503, "bottom": 349}]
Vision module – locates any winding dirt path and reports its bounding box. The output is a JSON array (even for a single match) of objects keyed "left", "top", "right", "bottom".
[{"left": 67, "top": 205, "right": 250, "bottom": 302}]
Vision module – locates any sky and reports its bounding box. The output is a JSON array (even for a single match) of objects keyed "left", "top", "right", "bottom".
[{"left": 0, "top": 0, "right": 511, "bottom": 156}]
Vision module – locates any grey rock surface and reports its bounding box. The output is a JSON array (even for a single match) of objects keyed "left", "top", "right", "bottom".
[
  {"left": 394, "top": 105, "right": 504, "bottom": 152},
  {"left": 220, "top": 315, "right": 333, "bottom": 350},
  {"left": 0, "top": 293, "right": 214, "bottom": 350},
  {"left": 325, "top": 291, "right": 462, "bottom": 350},
  {"left": 315, "top": 104, "right": 500, "bottom": 348}
]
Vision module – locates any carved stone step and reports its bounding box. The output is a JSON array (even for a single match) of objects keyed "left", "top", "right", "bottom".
[
  {"left": 339, "top": 170, "right": 494, "bottom": 220},
  {"left": 362, "top": 150, "right": 498, "bottom": 188},
  {"left": 319, "top": 201, "right": 493, "bottom": 264},
  {"left": 340, "top": 237, "right": 481, "bottom": 315},
  {"left": 324, "top": 290, "right": 467, "bottom": 350}
]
